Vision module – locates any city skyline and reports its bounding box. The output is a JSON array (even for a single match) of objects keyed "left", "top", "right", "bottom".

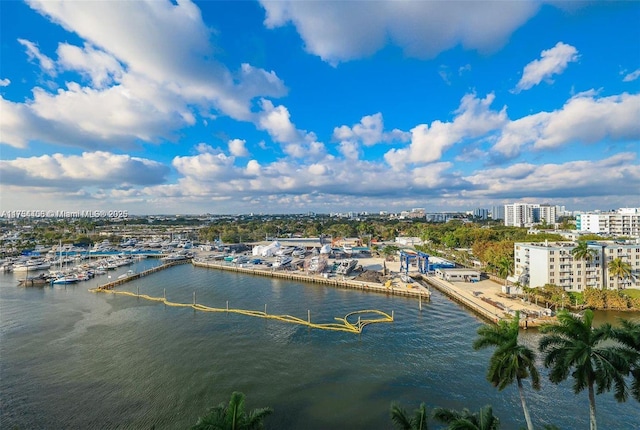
[{"left": 1, "top": 1, "right": 639, "bottom": 215}]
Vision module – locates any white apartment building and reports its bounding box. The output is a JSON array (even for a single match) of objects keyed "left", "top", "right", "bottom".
[
  {"left": 576, "top": 208, "right": 640, "bottom": 237},
  {"left": 538, "top": 204, "right": 557, "bottom": 225},
  {"left": 504, "top": 203, "right": 557, "bottom": 227},
  {"left": 505, "top": 203, "right": 531, "bottom": 227},
  {"left": 514, "top": 241, "right": 640, "bottom": 291}
]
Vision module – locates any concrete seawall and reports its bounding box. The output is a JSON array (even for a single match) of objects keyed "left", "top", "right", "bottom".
[
  {"left": 420, "top": 274, "right": 552, "bottom": 328},
  {"left": 192, "top": 260, "right": 430, "bottom": 300}
]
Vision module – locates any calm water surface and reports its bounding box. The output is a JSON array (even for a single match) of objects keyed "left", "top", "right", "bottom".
[{"left": 1, "top": 262, "right": 638, "bottom": 429}]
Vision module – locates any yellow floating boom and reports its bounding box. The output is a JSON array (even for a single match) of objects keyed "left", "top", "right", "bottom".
[{"left": 89, "top": 287, "right": 393, "bottom": 334}]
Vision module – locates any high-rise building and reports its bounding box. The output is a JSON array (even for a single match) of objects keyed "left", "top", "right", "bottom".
[
  {"left": 504, "top": 203, "right": 533, "bottom": 227},
  {"left": 473, "top": 208, "right": 488, "bottom": 220},
  {"left": 504, "top": 203, "right": 557, "bottom": 227},
  {"left": 514, "top": 240, "right": 640, "bottom": 291},
  {"left": 576, "top": 208, "right": 640, "bottom": 237},
  {"left": 539, "top": 204, "right": 557, "bottom": 225},
  {"left": 490, "top": 205, "right": 505, "bottom": 220}
]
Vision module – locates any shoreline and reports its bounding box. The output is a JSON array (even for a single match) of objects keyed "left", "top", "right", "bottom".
[{"left": 191, "top": 259, "right": 431, "bottom": 299}]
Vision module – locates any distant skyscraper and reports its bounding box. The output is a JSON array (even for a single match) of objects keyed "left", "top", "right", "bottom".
[
  {"left": 538, "top": 204, "right": 557, "bottom": 225},
  {"left": 504, "top": 203, "right": 557, "bottom": 227},
  {"left": 473, "top": 208, "right": 488, "bottom": 219},
  {"left": 490, "top": 206, "right": 505, "bottom": 220}
]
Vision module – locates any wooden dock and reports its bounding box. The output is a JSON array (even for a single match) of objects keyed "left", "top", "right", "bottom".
[
  {"left": 98, "top": 259, "right": 191, "bottom": 290},
  {"left": 192, "top": 260, "right": 430, "bottom": 300}
]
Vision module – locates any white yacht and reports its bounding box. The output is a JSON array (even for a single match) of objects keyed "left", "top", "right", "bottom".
[
  {"left": 336, "top": 259, "right": 358, "bottom": 275},
  {"left": 272, "top": 255, "right": 292, "bottom": 268},
  {"left": 12, "top": 259, "right": 51, "bottom": 272}
]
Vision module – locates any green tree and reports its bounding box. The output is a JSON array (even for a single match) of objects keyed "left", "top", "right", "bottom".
[
  {"left": 539, "top": 310, "right": 633, "bottom": 430},
  {"left": 608, "top": 257, "right": 632, "bottom": 290},
  {"left": 473, "top": 312, "right": 540, "bottom": 430},
  {"left": 432, "top": 405, "right": 500, "bottom": 430},
  {"left": 611, "top": 319, "right": 640, "bottom": 402},
  {"left": 191, "top": 392, "right": 272, "bottom": 430},
  {"left": 390, "top": 402, "right": 429, "bottom": 430},
  {"left": 571, "top": 241, "right": 597, "bottom": 290},
  {"left": 496, "top": 256, "right": 513, "bottom": 292},
  {"left": 382, "top": 245, "right": 400, "bottom": 260}
]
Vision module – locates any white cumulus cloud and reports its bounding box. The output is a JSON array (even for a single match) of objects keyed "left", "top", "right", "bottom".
[
  {"left": 385, "top": 93, "right": 507, "bottom": 169},
  {"left": 228, "top": 139, "right": 249, "bottom": 157},
  {"left": 260, "top": 0, "right": 541, "bottom": 64},
  {"left": 623, "top": 68, "right": 640, "bottom": 82},
  {"left": 515, "top": 42, "right": 579, "bottom": 92},
  {"left": 257, "top": 99, "right": 326, "bottom": 159},
  {"left": 332, "top": 112, "right": 409, "bottom": 146},
  {"left": 18, "top": 38, "right": 56, "bottom": 74},
  {"left": 4, "top": 0, "right": 287, "bottom": 150},
  {"left": 56, "top": 42, "right": 123, "bottom": 88},
  {"left": 0, "top": 151, "right": 168, "bottom": 188},
  {"left": 493, "top": 92, "right": 640, "bottom": 157}
]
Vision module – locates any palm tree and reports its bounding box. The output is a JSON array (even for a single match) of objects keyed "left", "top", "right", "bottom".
[
  {"left": 390, "top": 402, "right": 429, "bottom": 430},
  {"left": 607, "top": 257, "right": 632, "bottom": 290},
  {"left": 191, "top": 391, "right": 273, "bottom": 430},
  {"left": 473, "top": 312, "right": 540, "bottom": 430},
  {"left": 571, "top": 241, "right": 597, "bottom": 290},
  {"left": 539, "top": 310, "right": 633, "bottom": 430},
  {"left": 611, "top": 319, "right": 640, "bottom": 402},
  {"left": 432, "top": 405, "right": 500, "bottom": 430},
  {"left": 496, "top": 256, "right": 513, "bottom": 294}
]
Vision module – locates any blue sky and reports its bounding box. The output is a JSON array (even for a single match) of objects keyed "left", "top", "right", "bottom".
[{"left": 1, "top": 0, "right": 639, "bottom": 215}]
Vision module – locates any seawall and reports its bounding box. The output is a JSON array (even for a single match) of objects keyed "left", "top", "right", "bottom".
[{"left": 192, "top": 259, "right": 430, "bottom": 300}]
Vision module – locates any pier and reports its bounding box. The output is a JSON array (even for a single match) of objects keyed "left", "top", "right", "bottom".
[
  {"left": 97, "top": 259, "right": 191, "bottom": 290},
  {"left": 192, "top": 259, "right": 430, "bottom": 300}
]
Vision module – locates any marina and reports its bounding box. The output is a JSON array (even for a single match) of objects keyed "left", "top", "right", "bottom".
[{"left": 1, "top": 261, "right": 637, "bottom": 429}]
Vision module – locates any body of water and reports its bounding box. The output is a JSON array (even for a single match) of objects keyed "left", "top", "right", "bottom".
[{"left": 1, "top": 262, "right": 638, "bottom": 429}]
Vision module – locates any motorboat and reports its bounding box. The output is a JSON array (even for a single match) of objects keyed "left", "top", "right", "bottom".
[
  {"left": 306, "top": 256, "right": 327, "bottom": 273},
  {"left": 51, "top": 275, "right": 80, "bottom": 284},
  {"left": 272, "top": 256, "right": 292, "bottom": 268},
  {"left": 12, "top": 259, "right": 51, "bottom": 272},
  {"left": 117, "top": 270, "right": 135, "bottom": 280},
  {"left": 292, "top": 248, "right": 306, "bottom": 258},
  {"left": 336, "top": 259, "right": 358, "bottom": 275}
]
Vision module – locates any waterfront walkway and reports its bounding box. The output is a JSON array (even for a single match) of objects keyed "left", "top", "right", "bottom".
[{"left": 421, "top": 275, "right": 553, "bottom": 328}]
